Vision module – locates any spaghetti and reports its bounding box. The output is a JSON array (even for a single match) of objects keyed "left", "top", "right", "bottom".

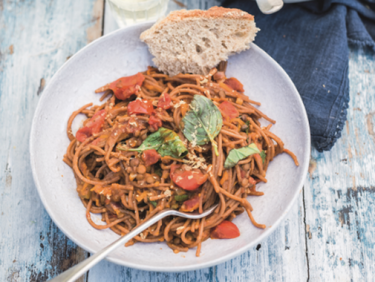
[{"left": 63, "top": 63, "right": 298, "bottom": 256}]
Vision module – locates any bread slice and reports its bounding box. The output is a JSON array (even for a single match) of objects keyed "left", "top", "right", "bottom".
[{"left": 140, "top": 6, "right": 259, "bottom": 76}]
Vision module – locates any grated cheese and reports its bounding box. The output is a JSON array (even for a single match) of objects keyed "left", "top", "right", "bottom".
[
  {"left": 186, "top": 153, "right": 208, "bottom": 170},
  {"left": 200, "top": 78, "right": 208, "bottom": 84},
  {"left": 173, "top": 100, "right": 186, "bottom": 108}
]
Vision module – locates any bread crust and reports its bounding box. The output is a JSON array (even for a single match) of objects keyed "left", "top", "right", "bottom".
[
  {"left": 141, "top": 6, "right": 254, "bottom": 40},
  {"left": 140, "top": 6, "right": 257, "bottom": 76}
]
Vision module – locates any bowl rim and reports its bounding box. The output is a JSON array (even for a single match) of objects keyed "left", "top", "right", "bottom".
[{"left": 30, "top": 21, "right": 310, "bottom": 272}]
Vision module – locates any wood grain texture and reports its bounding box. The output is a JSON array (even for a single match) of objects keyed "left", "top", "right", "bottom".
[
  {"left": 2, "top": 0, "right": 374, "bottom": 281},
  {"left": 304, "top": 45, "right": 375, "bottom": 281},
  {"left": 0, "top": 0, "right": 103, "bottom": 281}
]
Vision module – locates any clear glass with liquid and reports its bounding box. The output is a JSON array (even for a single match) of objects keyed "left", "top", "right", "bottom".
[{"left": 108, "top": 0, "right": 170, "bottom": 27}]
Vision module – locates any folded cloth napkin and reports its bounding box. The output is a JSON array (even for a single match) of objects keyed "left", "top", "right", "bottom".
[{"left": 221, "top": 0, "right": 375, "bottom": 151}]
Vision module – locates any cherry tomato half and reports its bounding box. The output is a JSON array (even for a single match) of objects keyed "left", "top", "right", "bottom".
[
  {"left": 170, "top": 164, "right": 208, "bottom": 191},
  {"left": 128, "top": 99, "right": 154, "bottom": 115},
  {"left": 210, "top": 220, "right": 240, "bottom": 239},
  {"left": 224, "top": 77, "right": 244, "bottom": 93},
  {"left": 219, "top": 101, "right": 239, "bottom": 121},
  {"left": 109, "top": 73, "right": 145, "bottom": 100},
  {"left": 76, "top": 110, "right": 106, "bottom": 142}
]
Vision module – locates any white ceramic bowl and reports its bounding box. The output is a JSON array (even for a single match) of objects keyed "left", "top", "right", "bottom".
[{"left": 30, "top": 22, "right": 310, "bottom": 272}]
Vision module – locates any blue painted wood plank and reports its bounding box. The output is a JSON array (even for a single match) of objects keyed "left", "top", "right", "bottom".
[
  {"left": 0, "top": 0, "right": 103, "bottom": 281},
  {"left": 305, "top": 45, "right": 375, "bottom": 281}
]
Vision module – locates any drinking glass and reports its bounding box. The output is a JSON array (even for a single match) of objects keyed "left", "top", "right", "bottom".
[{"left": 108, "top": 0, "right": 170, "bottom": 27}]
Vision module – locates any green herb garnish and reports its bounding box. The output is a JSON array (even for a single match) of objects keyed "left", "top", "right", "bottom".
[
  {"left": 182, "top": 95, "right": 223, "bottom": 155},
  {"left": 118, "top": 127, "right": 187, "bottom": 159},
  {"left": 224, "top": 143, "right": 260, "bottom": 169},
  {"left": 174, "top": 194, "right": 189, "bottom": 202}
]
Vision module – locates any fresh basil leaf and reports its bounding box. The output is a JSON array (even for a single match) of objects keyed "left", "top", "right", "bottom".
[
  {"left": 260, "top": 150, "right": 266, "bottom": 164},
  {"left": 174, "top": 194, "right": 189, "bottom": 202},
  {"left": 224, "top": 143, "right": 260, "bottom": 169},
  {"left": 158, "top": 128, "right": 188, "bottom": 158},
  {"left": 150, "top": 201, "right": 157, "bottom": 207},
  {"left": 120, "top": 127, "right": 187, "bottom": 159},
  {"left": 118, "top": 130, "right": 162, "bottom": 152},
  {"left": 182, "top": 95, "right": 223, "bottom": 156}
]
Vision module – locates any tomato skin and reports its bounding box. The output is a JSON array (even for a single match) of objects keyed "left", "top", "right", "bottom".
[
  {"left": 224, "top": 78, "right": 244, "bottom": 93},
  {"left": 109, "top": 73, "right": 145, "bottom": 100},
  {"left": 219, "top": 101, "right": 239, "bottom": 121},
  {"left": 210, "top": 221, "right": 240, "bottom": 239},
  {"left": 142, "top": 149, "right": 160, "bottom": 166},
  {"left": 76, "top": 110, "right": 106, "bottom": 142},
  {"left": 148, "top": 113, "right": 162, "bottom": 131},
  {"left": 76, "top": 126, "right": 92, "bottom": 143},
  {"left": 180, "top": 195, "right": 200, "bottom": 212},
  {"left": 170, "top": 164, "right": 208, "bottom": 191},
  {"left": 157, "top": 93, "right": 172, "bottom": 110},
  {"left": 128, "top": 99, "right": 154, "bottom": 115}
]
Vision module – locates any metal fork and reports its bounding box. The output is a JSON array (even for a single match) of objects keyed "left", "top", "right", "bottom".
[{"left": 48, "top": 204, "right": 218, "bottom": 282}]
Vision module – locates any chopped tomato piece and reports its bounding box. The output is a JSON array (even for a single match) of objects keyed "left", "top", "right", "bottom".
[
  {"left": 128, "top": 99, "right": 154, "bottom": 115},
  {"left": 76, "top": 126, "right": 92, "bottom": 143},
  {"left": 219, "top": 101, "right": 239, "bottom": 121},
  {"left": 170, "top": 164, "right": 208, "bottom": 191},
  {"left": 224, "top": 78, "right": 244, "bottom": 93},
  {"left": 142, "top": 149, "right": 160, "bottom": 166},
  {"left": 76, "top": 110, "right": 106, "bottom": 142},
  {"left": 157, "top": 93, "right": 172, "bottom": 110},
  {"left": 180, "top": 195, "right": 200, "bottom": 212},
  {"left": 210, "top": 220, "right": 240, "bottom": 239},
  {"left": 109, "top": 73, "right": 145, "bottom": 100},
  {"left": 148, "top": 113, "right": 162, "bottom": 131}
]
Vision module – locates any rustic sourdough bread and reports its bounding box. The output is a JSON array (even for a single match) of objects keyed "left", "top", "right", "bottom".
[{"left": 140, "top": 6, "right": 259, "bottom": 76}]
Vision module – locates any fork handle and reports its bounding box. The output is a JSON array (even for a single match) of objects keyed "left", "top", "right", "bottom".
[{"left": 48, "top": 209, "right": 174, "bottom": 282}]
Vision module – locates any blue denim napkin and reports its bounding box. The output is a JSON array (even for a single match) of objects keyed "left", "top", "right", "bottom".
[{"left": 221, "top": 0, "right": 375, "bottom": 151}]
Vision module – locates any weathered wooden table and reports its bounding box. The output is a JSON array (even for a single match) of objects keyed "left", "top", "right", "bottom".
[{"left": 1, "top": 0, "right": 374, "bottom": 281}]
